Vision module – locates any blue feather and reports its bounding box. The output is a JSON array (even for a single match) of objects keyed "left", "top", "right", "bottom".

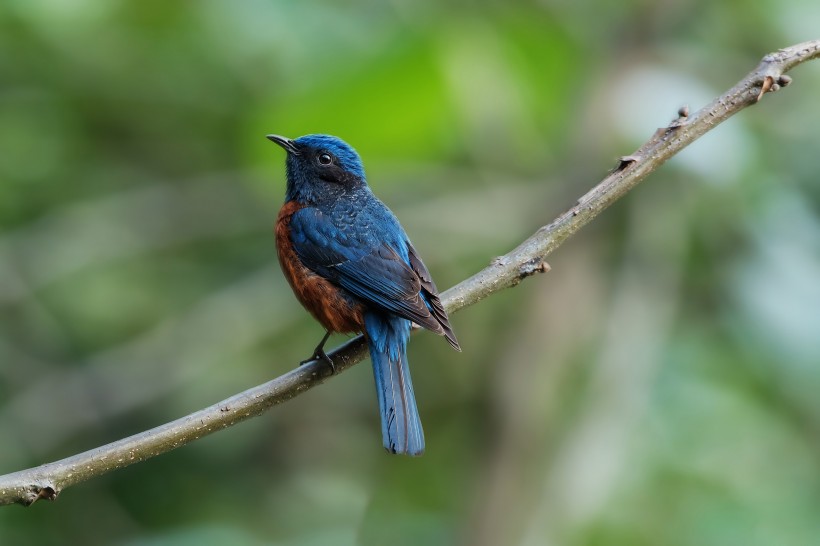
[
  {"left": 270, "top": 133, "right": 460, "bottom": 455},
  {"left": 364, "top": 312, "right": 423, "bottom": 455},
  {"left": 292, "top": 134, "right": 367, "bottom": 180}
]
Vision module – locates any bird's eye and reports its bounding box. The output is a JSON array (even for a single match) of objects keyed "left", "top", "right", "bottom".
[{"left": 318, "top": 153, "right": 332, "bottom": 165}]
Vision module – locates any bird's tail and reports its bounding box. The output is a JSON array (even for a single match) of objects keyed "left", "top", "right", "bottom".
[{"left": 364, "top": 312, "right": 424, "bottom": 456}]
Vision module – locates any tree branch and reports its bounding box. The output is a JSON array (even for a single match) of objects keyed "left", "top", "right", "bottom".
[{"left": 2, "top": 40, "right": 818, "bottom": 507}]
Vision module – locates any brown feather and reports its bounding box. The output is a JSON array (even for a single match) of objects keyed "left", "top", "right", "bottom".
[{"left": 276, "top": 201, "right": 365, "bottom": 333}]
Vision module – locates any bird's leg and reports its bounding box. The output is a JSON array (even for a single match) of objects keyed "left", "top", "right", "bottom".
[{"left": 300, "top": 330, "right": 336, "bottom": 373}]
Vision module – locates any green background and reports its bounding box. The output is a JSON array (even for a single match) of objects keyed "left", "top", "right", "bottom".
[{"left": 1, "top": 1, "right": 819, "bottom": 545}]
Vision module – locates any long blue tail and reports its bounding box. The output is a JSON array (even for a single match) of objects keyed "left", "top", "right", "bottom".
[{"left": 364, "top": 312, "right": 424, "bottom": 456}]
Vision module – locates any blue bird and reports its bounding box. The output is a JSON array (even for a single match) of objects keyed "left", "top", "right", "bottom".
[{"left": 268, "top": 134, "right": 460, "bottom": 456}]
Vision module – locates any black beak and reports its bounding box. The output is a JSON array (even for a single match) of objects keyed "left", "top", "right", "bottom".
[{"left": 266, "top": 134, "right": 300, "bottom": 155}]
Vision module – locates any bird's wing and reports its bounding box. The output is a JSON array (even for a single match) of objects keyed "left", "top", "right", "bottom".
[
  {"left": 289, "top": 208, "right": 444, "bottom": 333},
  {"left": 406, "top": 241, "right": 461, "bottom": 351}
]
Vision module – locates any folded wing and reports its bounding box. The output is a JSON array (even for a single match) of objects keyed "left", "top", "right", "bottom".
[{"left": 289, "top": 208, "right": 448, "bottom": 337}]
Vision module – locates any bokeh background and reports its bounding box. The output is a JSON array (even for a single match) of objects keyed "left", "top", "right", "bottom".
[{"left": 1, "top": 1, "right": 820, "bottom": 545}]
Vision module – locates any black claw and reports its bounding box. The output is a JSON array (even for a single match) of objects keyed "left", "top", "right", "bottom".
[
  {"left": 299, "top": 331, "right": 336, "bottom": 373},
  {"left": 317, "top": 349, "right": 336, "bottom": 374}
]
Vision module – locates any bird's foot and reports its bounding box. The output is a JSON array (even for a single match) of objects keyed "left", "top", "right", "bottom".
[
  {"left": 299, "top": 348, "right": 336, "bottom": 374},
  {"left": 299, "top": 331, "right": 335, "bottom": 373}
]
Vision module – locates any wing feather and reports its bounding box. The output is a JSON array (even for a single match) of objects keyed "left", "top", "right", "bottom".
[{"left": 290, "top": 208, "right": 443, "bottom": 333}]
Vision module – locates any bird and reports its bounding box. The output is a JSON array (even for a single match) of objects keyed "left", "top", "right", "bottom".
[{"left": 268, "top": 133, "right": 460, "bottom": 456}]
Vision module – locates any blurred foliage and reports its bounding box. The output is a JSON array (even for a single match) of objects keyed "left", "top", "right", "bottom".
[{"left": 1, "top": 1, "right": 820, "bottom": 545}]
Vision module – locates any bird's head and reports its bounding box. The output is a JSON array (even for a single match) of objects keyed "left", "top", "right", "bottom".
[{"left": 267, "top": 134, "right": 366, "bottom": 204}]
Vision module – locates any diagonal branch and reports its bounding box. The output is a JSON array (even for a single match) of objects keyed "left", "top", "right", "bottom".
[{"left": 1, "top": 40, "right": 818, "bottom": 507}]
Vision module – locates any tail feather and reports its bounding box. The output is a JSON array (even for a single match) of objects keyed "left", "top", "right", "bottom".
[{"left": 364, "top": 312, "right": 424, "bottom": 456}]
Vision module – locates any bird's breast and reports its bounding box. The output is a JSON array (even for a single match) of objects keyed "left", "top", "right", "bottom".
[{"left": 275, "top": 201, "right": 365, "bottom": 333}]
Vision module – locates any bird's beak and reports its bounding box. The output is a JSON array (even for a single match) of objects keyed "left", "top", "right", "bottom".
[{"left": 266, "top": 134, "right": 300, "bottom": 155}]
